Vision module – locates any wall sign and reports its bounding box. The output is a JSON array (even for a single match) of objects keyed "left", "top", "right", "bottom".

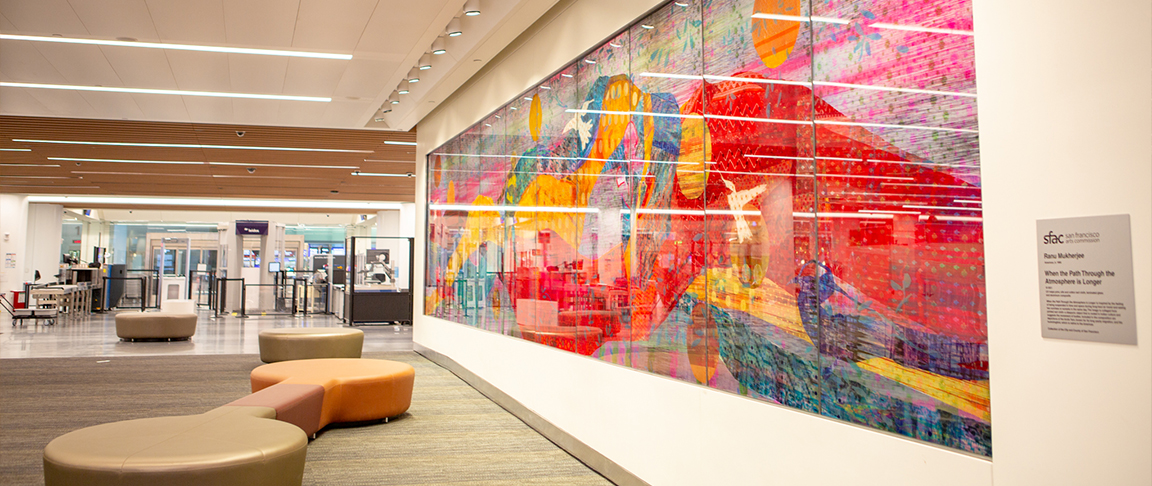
[
  {"left": 235, "top": 221, "right": 269, "bottom": 236},
  {"left": 1037, "top": 214, "right": 1137, "bottom": 344}
]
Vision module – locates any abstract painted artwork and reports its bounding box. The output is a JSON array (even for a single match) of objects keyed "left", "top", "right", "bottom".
[{"left": 426, "top": 0, "right": 988, "bottom": 455}]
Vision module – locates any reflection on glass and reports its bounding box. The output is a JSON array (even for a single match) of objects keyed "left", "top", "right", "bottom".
[{"left": 425, "top": 0, "right": 988, "bottom": 455}]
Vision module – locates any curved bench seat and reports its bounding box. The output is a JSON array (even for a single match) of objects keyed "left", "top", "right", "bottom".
[{"left": 44, "top": 357, "right": 414, "bottom": 485}]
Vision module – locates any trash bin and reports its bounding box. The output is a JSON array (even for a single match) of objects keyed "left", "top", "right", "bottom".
[{"left": 11, "top": 290, "right": 27, "bottom": 309}]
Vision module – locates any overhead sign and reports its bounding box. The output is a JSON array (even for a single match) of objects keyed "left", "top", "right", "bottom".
[
  {"left": 235, "top": 220, "right": 269, "bottom": 236},
  {"left": 1036, "top": 214, "right": 1137, "bottom": 344}
]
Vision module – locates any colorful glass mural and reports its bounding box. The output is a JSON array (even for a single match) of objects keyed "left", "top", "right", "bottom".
[{"left": 426, "top": 0, "right": 988, "bottom": 455}]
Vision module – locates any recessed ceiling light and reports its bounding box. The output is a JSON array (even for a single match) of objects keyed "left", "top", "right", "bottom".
[
  {"left": 447, "top": 18, "right": 462, "bottom": 37},
  {"left": 22, "top": 140, "right": 372, "bottom": 153},
  {"left": 0, "top": 82, "right": 330, "bottom": 102},
  {"left": 407, "top": 67, "right": 420, "bottom": 83},
  {"left": 398, "top": 80, "right": 410, "bottom": 94},
  {"left": 431, "top": 36, "right": 446, "bottom": 55},
  {"left": 419, "top": 53, "right": 433, "bottom": 70},
  {"left": 0, "top": 33, "right": 352, "bottom": 60},
  {"left": 463, "top": 0, "right": 481, "bottom": 16}
]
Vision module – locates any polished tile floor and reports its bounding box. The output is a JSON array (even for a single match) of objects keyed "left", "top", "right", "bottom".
[{"left": 0, "top": 309, "right": 411, "bottom": 359}]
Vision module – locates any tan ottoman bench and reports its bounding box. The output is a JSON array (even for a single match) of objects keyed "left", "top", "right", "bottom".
[
  {"left": 251, "top": 358, "right": 415, "bottom": 429},
  {"left": 44, "top": 406, "right": 307, "bottom": 486},
  {"left": 115, "top": 312, "right": 197, "bottom": 341},
  {"left": 258, "top": 327, "right": 364, "bottom": 363}
]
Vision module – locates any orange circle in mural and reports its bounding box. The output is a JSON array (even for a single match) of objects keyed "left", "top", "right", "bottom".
[{"left": 752, "top": 0, "right": 802, "bottom": 68}]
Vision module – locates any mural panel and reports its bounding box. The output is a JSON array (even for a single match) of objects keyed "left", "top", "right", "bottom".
[{"left": 425, "top": 0, "right": 988, "bottom": 455}]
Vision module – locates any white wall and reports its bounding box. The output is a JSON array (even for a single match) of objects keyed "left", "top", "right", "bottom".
[
  {"left": 413, "top": 0, "right": 1003, "bottom": 484},
  {"left": 974, "top": 0, "right": 1152, "bottom": 484},
  {"left": 0, "top": 194, "right": 29, "bottom": 294},
  {"left": 26, "top": 203, "right": 63, "bottom": 284}
]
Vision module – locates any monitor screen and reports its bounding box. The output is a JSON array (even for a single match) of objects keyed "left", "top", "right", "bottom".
[{"left": 267, "top": 261, "right": 281, "bottom": 273}]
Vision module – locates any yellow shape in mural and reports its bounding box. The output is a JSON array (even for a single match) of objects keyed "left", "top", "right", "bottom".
[
  {"left": 856, "top": 357, "right": 991, "bottom": 422},
  {"left": 529, "top": 94, "right": 542, "bottom": 142},
  {"left": 752, "top": 0, "right": 802, "bottom": 68},
  {"left": 683, "top": 267, "right": 810, "bottom": 345},
  {"left": 676, "top": 117, "right": 710, "bottom": 199}
]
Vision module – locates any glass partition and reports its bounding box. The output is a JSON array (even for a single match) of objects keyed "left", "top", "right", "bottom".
[{"left": 425, "top": 0, "right": 988, "bottom": 456}]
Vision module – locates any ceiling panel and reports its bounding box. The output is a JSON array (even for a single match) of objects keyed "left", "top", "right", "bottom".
[
  {"left": 0, "top": 115, "right": 416, "bottom": 205},
  {"left": 0, "top": 87, "right": 50, "bottom": 114},
  {"left": 32, "top": 43, "right": 123, "bottom": 86},
  {"left": 69, "top": 0, "right": 159, "bottom": 40},
  {"left": 332, "top": 58, "right": 395, "bottom": 101},
  {"left": 181, "top": 96, "right": 234, "bottom": 123},
  {"left": 222, "top": 0, "right": 299, "bottom": 48},
  {"left": 1, "top": 0, "right": 552, "bottom": 131},
  {"left": 165, "top": 50, "right": 232, "bottom": 92},
  {"left": 354, "top": 0, "right": 445, "bottom": 57},
  {"left": 275, "top": 101, "right": 331, "bottom": 127},
  {"left": 145, "top": 0, "right": 227, "bottom": 44},
  {"left": 23, "top": 88, "right": 97, "bottom": 116},
  {"left": 0, "top": 0, "right": 89, "bottom": 35},
  {"left": 227, "top": 56, "right": 288, "bottom": 95},
  {"left": 76, "top": 91, "right": 146, "bottom": 119},
  {"left": 0, "top": 11, "right": 18, "bottom": 30},
  {"left": 129, "top": 93, "right": 190, "bottom": 120},
  {"left": 229, "top": 99, "right": 283, "bottom": 126},
  {"left": 291, "top": 0, "right": 376, "bottom": 52},
  {"left": 321, "top": 100, "right": 375, "bottom": 128},
  {"left": 101, "top": 48, "right": 179, "bottom": 89},
  {"left": 281, "top": 57, "right": 346, "bottom": 96},
  {"left": 0, "top": 41, "right": 69, "bottom": 83}
]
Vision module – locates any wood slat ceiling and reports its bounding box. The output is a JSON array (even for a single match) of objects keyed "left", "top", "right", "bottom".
[{"left": 0, "top": 116, "right": 416, "bottom": 212}]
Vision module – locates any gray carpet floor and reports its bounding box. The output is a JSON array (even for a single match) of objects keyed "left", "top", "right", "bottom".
[{"left": 0, "top": 352, "right": 614, "bottom": 485}]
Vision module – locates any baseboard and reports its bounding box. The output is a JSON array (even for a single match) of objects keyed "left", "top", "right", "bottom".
[{"left": 414, "top": 343, "right": 649, "bottom": 486}]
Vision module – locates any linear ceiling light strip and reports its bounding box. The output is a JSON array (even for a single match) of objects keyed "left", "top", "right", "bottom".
[
  {"left": 0, "top": 82, "right": 330, "bottom": 102},
  {"left": 18, "top": 140, "right": 371, "bottom": 153},
  {"left": 47, "top": 157, "right": 360, "bottom": 169},
  {"left": 27, "top": 195, "right": 402, "bottom": 210},
  {"left": 0, "top": 34, "right": 352, "bottom": 60}
]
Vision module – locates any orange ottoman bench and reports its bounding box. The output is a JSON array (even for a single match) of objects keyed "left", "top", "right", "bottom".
[{"left": 251, "top": 358, "right": 415, "bottom": 430}]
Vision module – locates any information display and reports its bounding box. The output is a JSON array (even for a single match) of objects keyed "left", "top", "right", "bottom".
[{"left": 1037, "top": 214, "right": 1137, "bottom": 344}]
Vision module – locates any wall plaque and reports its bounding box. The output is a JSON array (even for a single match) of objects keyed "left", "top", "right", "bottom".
[{"left": 1037, "top": 214, "right": 1137, "bottom": 344}]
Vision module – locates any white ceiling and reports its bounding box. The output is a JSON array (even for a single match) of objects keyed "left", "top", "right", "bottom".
[{"left": 0, "top": 0, "right": 555, "bottom": 130}]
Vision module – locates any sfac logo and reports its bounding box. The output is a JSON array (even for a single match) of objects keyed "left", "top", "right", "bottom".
[{"left": 1042, "top": 231, "right": 1064, "bottom": 244}]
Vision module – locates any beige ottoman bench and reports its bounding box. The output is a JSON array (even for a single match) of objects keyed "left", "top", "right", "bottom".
[
  {"left": 259, "top": 327, "right": 364, "bottom": 363},
  {"left": 115, "top": 312, "right": 197, "bottom": 341},
  {"left": 44, "top": 406, "right": 307, "bottom": 486}
]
